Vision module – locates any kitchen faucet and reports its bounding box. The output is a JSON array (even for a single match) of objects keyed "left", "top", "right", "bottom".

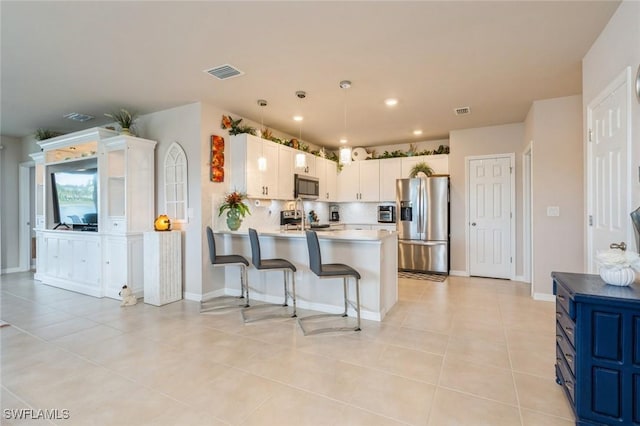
[{"left": 295, "top": 197, "right": 306, "bottom": 231}]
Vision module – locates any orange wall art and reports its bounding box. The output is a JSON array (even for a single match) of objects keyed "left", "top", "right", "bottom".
[{"left": 210, "top": 135, "right": 224, "bottom": 182}]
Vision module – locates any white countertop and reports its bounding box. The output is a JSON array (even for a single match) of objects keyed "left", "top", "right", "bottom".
[{"left": 218, "top": 228, "right": 396, "bottom": 242}]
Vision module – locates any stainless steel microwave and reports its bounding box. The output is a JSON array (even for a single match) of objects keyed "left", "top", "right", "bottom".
[{"left": 294, "top": 174, "right": 319, "bottom": 199}]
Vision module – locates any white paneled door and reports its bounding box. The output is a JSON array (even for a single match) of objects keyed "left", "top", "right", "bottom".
[
  {"left": 468, "top": 156, "right": 513, "bottom": 279},
  {"left": 587, "top": 69, "right": 631, "bottom": 272}
]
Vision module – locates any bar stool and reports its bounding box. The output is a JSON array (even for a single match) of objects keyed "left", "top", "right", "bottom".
[
  {"left": 201, "top": 226, "right": 250, "bottom": 313},
  {"left": 298, "top": 230, "right": 361, "bottom": 335},
  {"left": 242, "top": 228, "right": 297, "bottom": 322}
]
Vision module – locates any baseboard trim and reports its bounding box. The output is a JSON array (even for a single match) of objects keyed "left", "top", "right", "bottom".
[
  {"left": 1, "top": 267, "right": 22, "bottom": 275},
  {"left": 514, "top": 275, "right": 529, "bottom": 283},
  {"left": 533, "top": 292, "right": 556, "bottom": 302},
  {"left": 449, "top": 270, "right": 469, "bottom": 277}
]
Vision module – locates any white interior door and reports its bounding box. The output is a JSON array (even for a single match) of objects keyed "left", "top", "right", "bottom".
[
  {"left": 587, "top": 69, "right": 631, "bottom": 272},
  {"left": 468, "top": 156, "right": 513, "bottom": 279}
]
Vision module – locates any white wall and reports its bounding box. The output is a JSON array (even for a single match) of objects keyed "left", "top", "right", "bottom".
[
  {"left": 583, "top": 0, "right": 640, "bottom": 253},
  {"left": 448, "top": 123, "right": 524, "bottom": 275},
  {"left": 525, "top": 96, "right": 583, "bottom": 298},
  {"left": 0, "top": 136, "right": 22, "bottom": 272},
  {"left": 136, "top": 103, "right": 204, "bottom": 298}
]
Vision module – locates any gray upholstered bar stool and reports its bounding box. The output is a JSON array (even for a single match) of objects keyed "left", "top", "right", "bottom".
[
  {"left": 242, "top": 228, "right": 297, "bottom": 322},
  {"left": 298, "top": 230, "right": 361, "bottom": 335},
  {"left": 201, "top": 226, "right": 250, "bottom": 312}
]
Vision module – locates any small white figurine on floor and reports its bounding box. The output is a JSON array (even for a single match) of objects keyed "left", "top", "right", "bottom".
[{"left": 119, "top": 285, "right": 137, "bottom": 307}]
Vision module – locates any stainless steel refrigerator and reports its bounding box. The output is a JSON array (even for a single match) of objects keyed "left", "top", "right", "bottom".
[{"left": 396, "top": 176, "right": 449, "bottom": 274}]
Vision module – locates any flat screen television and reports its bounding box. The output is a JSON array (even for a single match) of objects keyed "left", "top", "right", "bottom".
[{"left": 51, "top": 168, "right": 98, "bottom": 229}]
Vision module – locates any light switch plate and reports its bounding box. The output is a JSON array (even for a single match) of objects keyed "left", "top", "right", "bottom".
[{"left": 547, "top": 206, "right": 560, "bottom": 217}]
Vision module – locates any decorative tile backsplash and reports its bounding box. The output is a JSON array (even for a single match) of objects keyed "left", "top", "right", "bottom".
[{"left": 211, "top": 196, "right": 390, "bottom": 231}]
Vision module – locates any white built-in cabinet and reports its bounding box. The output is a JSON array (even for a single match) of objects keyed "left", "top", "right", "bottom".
[
  {"left": 31, "top": 128, "right": 156, "bottom": 299},
  {"left": 337, "top": 160, "right": 380, "bottom": 201}
]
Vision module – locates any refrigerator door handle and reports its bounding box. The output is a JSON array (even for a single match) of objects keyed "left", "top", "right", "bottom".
[{"left": 417, "top": 181, "right": 423, "bottom": 239}]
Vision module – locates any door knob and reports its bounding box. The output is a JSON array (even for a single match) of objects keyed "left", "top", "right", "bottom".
[
  {"left": 471, "top": 222, "right": 476, "bottom": 226},
  {"left": 609, "top": 242, "right": 627, "bottom": 251}
]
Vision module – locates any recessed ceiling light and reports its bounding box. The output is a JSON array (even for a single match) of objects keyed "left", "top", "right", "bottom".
[
  {"left": 385, "top": 98, "right": 398, "bottom": 107},
  {"left": 63, "top": 112, "right": 94, "bottom": 122},
  {"left": 293, "top": 116, "right": 303, "bottom": 121},
  {"left": 340, "top": 138, "right": 348, "bottom": 144},
  {"left": 413, "top": 130, "right": 423, "bottom": 136}
]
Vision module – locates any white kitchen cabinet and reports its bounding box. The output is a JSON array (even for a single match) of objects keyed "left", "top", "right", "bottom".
[
  {"left": 400, "top": 154, "right": 449, "bottom": 177},
  {"left": 230, "top": 133, "right": 294, "bottom": 200},
  {"left": 379, "top": 158, "right": 402, "bottom": 201},
  {"left": 294, "top": 152, "right": 316, "bottom": 177},
  {"left": 277, "top": 145, "right": 294, "bottom": 200},
  {"left": 243, "top": 135, "right": 278, "bottom": 198},
  {"left": 316, "top": 157, "right": 338, "bottom": 202},
  {"left": 338, "top": 160, "right": 380, "bottom": 201}
]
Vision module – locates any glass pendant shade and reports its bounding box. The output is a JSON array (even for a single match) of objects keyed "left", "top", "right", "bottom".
[
  {"left": 295, "top": 152, "right": 307, "bottom": 169},
  {"left": 258, "top": 156, "right": 267, "bottom": 171},
  {"left": 339, "top": 146, "right": 352, "bottom": 165}
]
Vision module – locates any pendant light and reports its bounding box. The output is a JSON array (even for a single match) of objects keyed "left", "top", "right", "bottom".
[
  {"left": 294, "top": 91, "right": 307, "bottom": 170},
  {"left": 257, "top": 99, "right": 267, "bottom": 171},
  {"left": 339, "top": 80, "right": 352, "bottom": 165},
  {"left": 294, "top": 117, "right": 306, "bottom": 169}
]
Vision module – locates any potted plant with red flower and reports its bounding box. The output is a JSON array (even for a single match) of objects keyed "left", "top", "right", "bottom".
[{"left": 219, "top": 191, "right": 250, "bottom": 231}]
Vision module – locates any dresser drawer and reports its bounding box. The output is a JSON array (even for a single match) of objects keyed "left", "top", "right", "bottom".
[
  {"left": 554, "top": 280, "right": 575, "bottom": 320},
  {"left": 555, "top": 304, "right": 575, "bottom": 347},
  {"left": 556, "top": 345, "right": 576, "bottom": 406},
  {"left": 556, "top": 323, "right": 576, "bottom": 375}
]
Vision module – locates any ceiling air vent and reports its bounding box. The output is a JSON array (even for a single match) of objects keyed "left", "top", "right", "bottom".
[
  {"left": 204, "top": 64, "right": 244, "bottom": 80},
  {"left": 454, "top": 106, "right": 471, "bottom": 116}
]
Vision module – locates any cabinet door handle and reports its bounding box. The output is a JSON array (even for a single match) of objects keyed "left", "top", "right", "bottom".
[
  {"left": 556, "top": 334, "right": 564, "bottom": 342},
  {"left": 564, "top": 326, "right": 573, "bottom": 336},
  {"left": 266, "top": 186, "right": 269, "bottom": 195},
  {"left": 564, "top": 353, "right": 574, "bottom": 362}
]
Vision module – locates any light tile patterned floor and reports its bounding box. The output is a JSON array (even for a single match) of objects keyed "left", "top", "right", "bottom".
[{"left": 1, "top": 272, "right": 575, "bottom": 425}]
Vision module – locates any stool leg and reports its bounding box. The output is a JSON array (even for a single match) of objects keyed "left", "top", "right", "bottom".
[
  {"left": 342, "top": 277, "right": 348, "bottom": 317},
  {"left": 291, "top": 270, "right": 297, "bottom": 318},
  {"left": 282, "top": 271, "right": 288, "bottom": 307},
  {"left": 354, "top": 277, "right": 361, "bottom": 331},
  {"left": 242, "top": 265, "right": 250, "bottom": 307}
]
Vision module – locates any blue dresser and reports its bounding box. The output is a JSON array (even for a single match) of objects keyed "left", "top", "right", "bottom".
[{"left": 552, "top": 272, "right": 640, "bottom": 425}]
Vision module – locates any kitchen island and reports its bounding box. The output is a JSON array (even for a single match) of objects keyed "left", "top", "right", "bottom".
[{"left": 216, "top": 229, "right": 397, "bottom": 321}]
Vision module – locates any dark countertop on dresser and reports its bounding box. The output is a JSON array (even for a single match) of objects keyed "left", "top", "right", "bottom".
[{"left": 552, "top": 271, "right": 640, "bottom": 303}]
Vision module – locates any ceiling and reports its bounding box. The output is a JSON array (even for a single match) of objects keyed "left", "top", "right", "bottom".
[{"left": 1, "top": 1, "right": 619, "bottom": 149}]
